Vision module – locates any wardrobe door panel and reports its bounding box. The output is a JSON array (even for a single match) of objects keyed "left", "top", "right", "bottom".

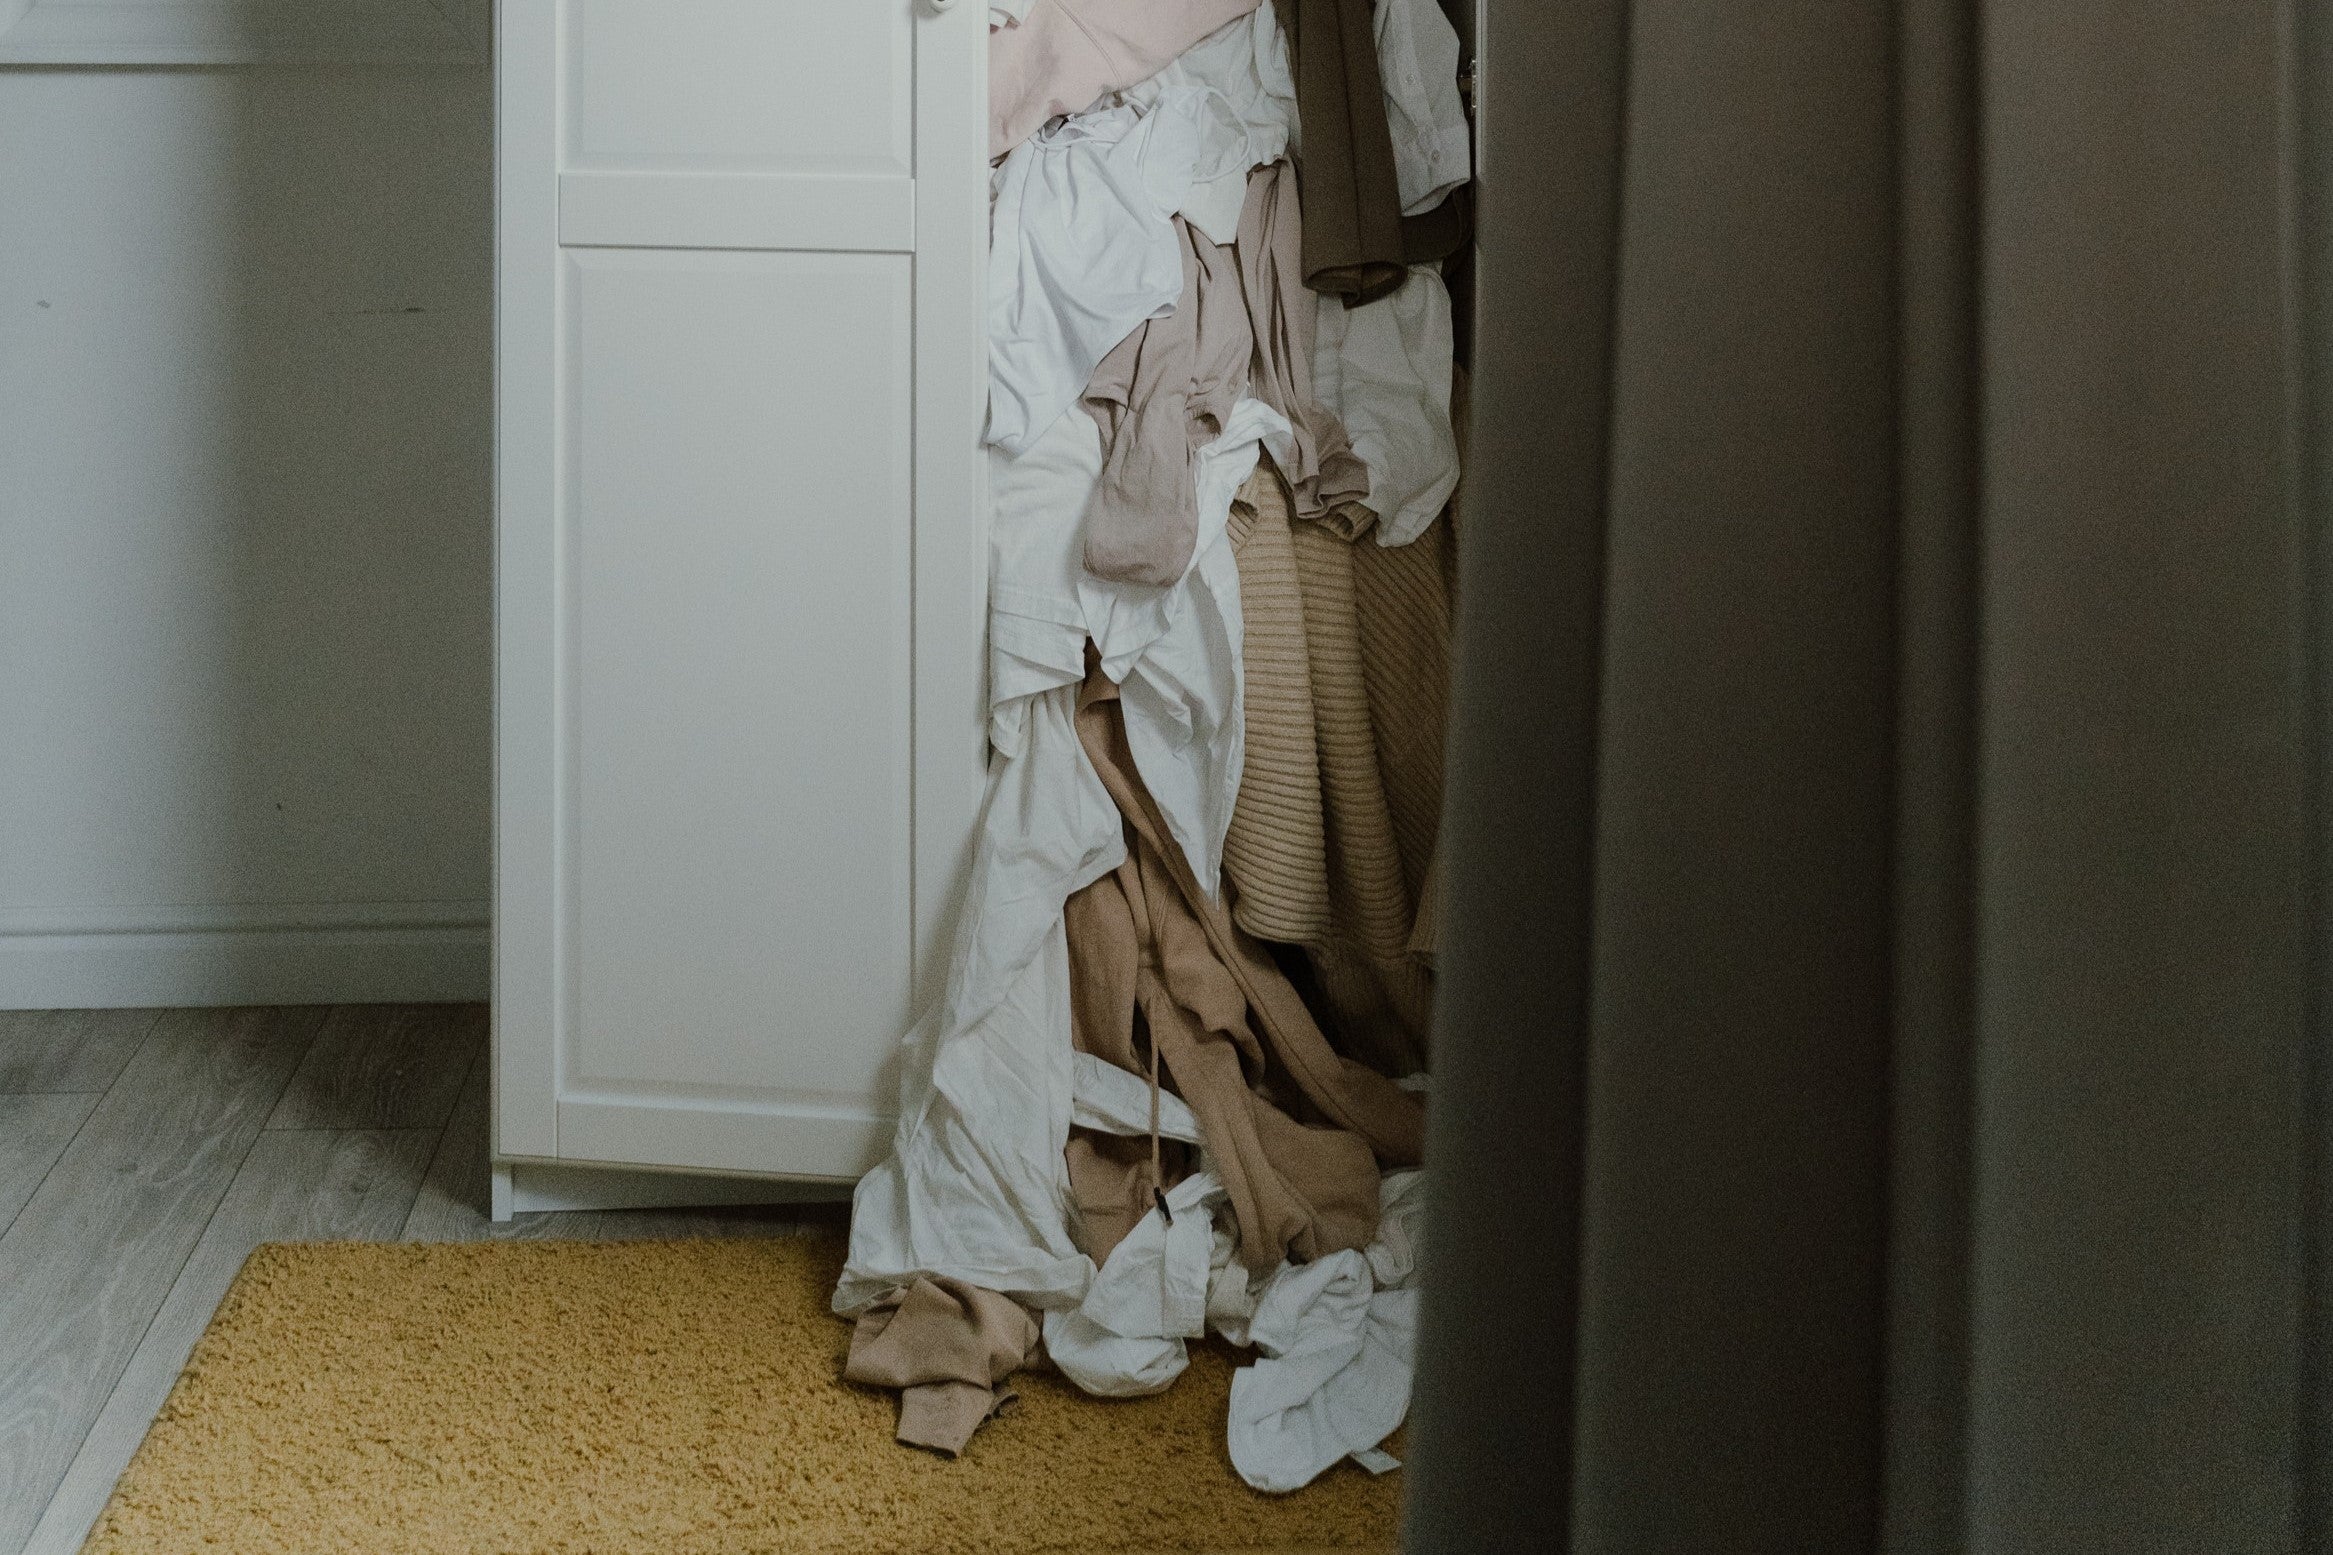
[
  {"left": 557, "top": 0, "right": 918, "bottom": 253},
  {"left": 562, "top": 0, "right": 912, "bottom": 175},
  {"left": 566, "top": 249, "right": 915, "bottom": 1107},
  {"left": 495, "top": 0, "right": 986, "bottom": 1181}
]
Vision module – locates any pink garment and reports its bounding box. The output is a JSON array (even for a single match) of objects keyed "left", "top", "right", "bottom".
[{"left": 990, "top": 0, "right": 1264, "bottom": 159}]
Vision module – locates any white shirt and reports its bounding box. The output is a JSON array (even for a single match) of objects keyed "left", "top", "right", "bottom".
[
  {"left": 1314, "top": 264, "right": 1460, "bottom": 545},
  {"left": 987, "top": 90, "right": 1208, "bottom": 456},
  {"left": 844, "top": 394, "right": 1286, "bottom": 1311},
  {"left": 1117, "top": 0, "right": 1297, "bottom": 245},
  {"left": 987, "top": 393, "right": 1292, "bottom": 894},
  {"left": 1374, "top": 0, "right": 1471, "bottom": 215}
]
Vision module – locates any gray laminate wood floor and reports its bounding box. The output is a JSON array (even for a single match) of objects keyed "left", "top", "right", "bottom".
[{"left": 0, "top": 1004, "right": 838, "bottom": 1555}]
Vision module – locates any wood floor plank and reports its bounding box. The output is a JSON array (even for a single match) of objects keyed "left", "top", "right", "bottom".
[
  {"left": 0, "top": 1094, "right": 98, "bottom": 1241},
  {"left": 0, "top": 1006, "right": 323, "bottom": 1552},
  {"left": 0, "top": 1010, "right": 161, "bottom": 1095},
  {"left": 264, "top": 1003, "right": 482, "bottom": 1132},
  {"left": 398, "top": 1050, "right": 643, "bottom": 1243},
  {"left": 21, "top": 1128, "right": 436, "bottom": 1555},
  {"left": 397, "top": 1042, "right": 494, "bottom": 1242}
]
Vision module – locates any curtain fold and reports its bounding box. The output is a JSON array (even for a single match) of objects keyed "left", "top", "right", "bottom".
[
  {"left": 1398, "top": 2, "right": 1625, "bottom": 1551},
  {"left": 2296, "top": 0, "right": 2333, "bottom": 1542},
  {"left": 1571, "top": 1, "right": 1897, "bottom": 1543},
  {"left": 1405, "top": 2, "right": 2325, "bottom": 1550},
  {"left": 1885, "top": 0, "right": 1981, "bottom": 1548},
  {"left": 1970, "top": 4, "right": 2310, "bottom": 1547}
]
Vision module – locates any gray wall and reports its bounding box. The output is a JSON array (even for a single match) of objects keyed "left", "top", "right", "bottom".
[{"left": 0, "top": 63, "right": 493, "bottom": 1005}]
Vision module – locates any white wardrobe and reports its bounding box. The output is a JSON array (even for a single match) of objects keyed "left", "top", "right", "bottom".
[{"left": 490, "top": 0, "right": 990, "bottom": 1200}]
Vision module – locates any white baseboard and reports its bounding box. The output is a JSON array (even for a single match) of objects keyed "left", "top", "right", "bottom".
[
  {"left": 495, "top": 1159, "right": 856, "bottom": 1218},
  {"left": 0, "top": 901, "right": 489, "bottom": 1009}
]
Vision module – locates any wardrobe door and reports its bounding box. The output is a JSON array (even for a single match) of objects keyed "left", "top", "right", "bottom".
[{"left": 494, "top": 0, "right": 986, "bottom": 1181}]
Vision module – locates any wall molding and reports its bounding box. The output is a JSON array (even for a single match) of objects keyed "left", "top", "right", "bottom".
[
  {"left": 0, "top": 0, "right": 487, "bottom": 66},
  {"left": 0, "top": 900, "right": 489, "bottom": 1009}
]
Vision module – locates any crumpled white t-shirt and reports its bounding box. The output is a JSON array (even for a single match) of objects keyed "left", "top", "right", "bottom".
[
  {"left": 1046, "top": 1163, "right": 1433, "bottom": 1493},
  {"left": 1313, "top": 265, "right": 1459, "bottom": 546},
  {"left": 1222, "top": 1169, "right": 1429, "bottom": 1491},
  {"left": 987, "top": 89, "right": 1210, "bottom": 457},
  {"left": 1045, "top": 1167, "right": 1221, "bottom": 1398}
]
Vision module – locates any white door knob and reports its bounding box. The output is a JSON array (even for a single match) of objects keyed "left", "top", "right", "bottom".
[{"left": 925, "top": 0, "right": 961, "bottom": 13}]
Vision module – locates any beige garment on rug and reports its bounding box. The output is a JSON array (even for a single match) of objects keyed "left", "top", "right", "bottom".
[
  {"left": 844, "top": 1276, "right": 1042, "bottom": 1456},
  {"left": 1067, "top": 659, "right": 1425, "bottom": 1274},
  {"left": 1082, "top": 164, "right": 1372, "bottom": 588},
  {"left": 1221, "top": 461, "right": 1455, "bottom": 1078}
]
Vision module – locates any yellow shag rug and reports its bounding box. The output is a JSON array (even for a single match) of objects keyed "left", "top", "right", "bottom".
[{"left": 80, "top": 1236, "right": 1403, "bottom": 1555}]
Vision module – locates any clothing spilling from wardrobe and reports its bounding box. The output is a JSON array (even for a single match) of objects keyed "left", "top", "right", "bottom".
[{"left": 836, "top": 0, "right": 1467, "bottom": 1495}]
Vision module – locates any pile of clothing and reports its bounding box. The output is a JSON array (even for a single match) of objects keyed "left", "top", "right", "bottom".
[{"left": 834, "top": 0, "right": 1467, "bottom": 1494}]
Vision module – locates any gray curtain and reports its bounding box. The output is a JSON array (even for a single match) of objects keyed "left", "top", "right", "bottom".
[{"left": 1405, "top": 2, "right": 2330, "bottom": 1551}]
